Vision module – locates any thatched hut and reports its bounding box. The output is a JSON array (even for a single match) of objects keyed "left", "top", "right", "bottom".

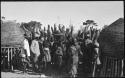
[
  {"left": 1, "top": 20, "right": 25, "bottom": 70},
  {"left": 1, "top": 20, "right": 25, "bottom": 47},
  {"left": 98, "top": 18, "right": 124, "bottom": 77},
  {"left": 99, "top": 18, "right": 124, "bottom": 59}
]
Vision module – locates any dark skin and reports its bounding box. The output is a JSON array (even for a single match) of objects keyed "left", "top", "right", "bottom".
[
  {"left": 67, "top": 40, "right": 83, "bottom": 77},
  {"left": 21, "top": 36, "right": 32, "bottom": 69}
]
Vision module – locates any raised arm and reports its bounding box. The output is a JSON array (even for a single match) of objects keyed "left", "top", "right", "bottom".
[
  {"left": 92, "top": 30, "right": 100, "bottom": 42},
  {"left": 54, "top": 24, "right": 57, "bottom": 33},
  {"left": 58, "top": 24, "right": 62, "bottom": 32},
  {"left": 70, "top": 25, "right": 74, "bottom": 37},
  {"left": 51, "top": 26, "right": 54, "bottom": 34}
]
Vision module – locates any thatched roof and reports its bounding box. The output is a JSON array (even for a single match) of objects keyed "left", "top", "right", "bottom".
[
  {"left": 99, "top": 18, "right": 124, "bottom": 59},
  {"left": 1, "top": 20, "right": 25, "bottom": 46}
]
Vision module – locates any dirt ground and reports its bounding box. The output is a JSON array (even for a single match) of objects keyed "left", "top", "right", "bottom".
[
  {"left": 1, "top": 62, "right": 92, "bottom": 78},
  {"left": 1, "top": 70, "right": 48, "bottom": 78},
  {"left": 1, "top": 69, "right": 67, "bottom": 78}
]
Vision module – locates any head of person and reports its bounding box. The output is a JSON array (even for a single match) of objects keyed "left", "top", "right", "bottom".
[
  {"left": 41, "top": 37, "right": 44, "bottom": 41},
  {"left": 24, "top": 34, "right": 28, "bottom": 39},
  {"left": 69, "top": 37, "right": 76, "bottom": 46},
  {"left": 66, "top": 28, "right": 70, "bottom": 33},
  {"left": 56, "top": 30, "right": 60, "bottom": 34},
  {"left": 84, "top": 34, "right": 90, "bottom": 40},
  {"left": 34, "top": 37, "right": 39, "bottom": 40},
  {"left": 43, "top": 41, "right": 49, "bottom": 48}
]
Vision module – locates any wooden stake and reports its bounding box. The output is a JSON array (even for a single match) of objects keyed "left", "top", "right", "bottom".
[
  {"left": 92, "top": 59, "right": 97, "bottom": 77},
  {"left": 121, "top": 59, "right": 124, "bottom": 77},
  {"left": 11, "top": 48, "right": 13, "bottom": 71},
  {"left": 8, "top": 48, "right": 10, "bottom": 69}
]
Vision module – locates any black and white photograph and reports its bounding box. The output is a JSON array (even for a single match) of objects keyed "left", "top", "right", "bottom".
[{"left": 1, "top": 1, "right": 124, "bottom": 78}]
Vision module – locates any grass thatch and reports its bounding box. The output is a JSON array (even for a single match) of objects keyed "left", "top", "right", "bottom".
[
  {"left": 1, "top": 20, "right": 25, "bottom": 46},
  {"left": 99, "top": 18, "right": 124, "bottom": 59}
]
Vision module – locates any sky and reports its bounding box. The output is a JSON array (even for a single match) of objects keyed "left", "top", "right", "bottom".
[{"left": 1, "top": 1, "right": 124, "bottom": 32}]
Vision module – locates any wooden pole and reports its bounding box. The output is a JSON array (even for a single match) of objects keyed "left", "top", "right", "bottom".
[
  {"left": 118, "top": 59, "right": 120, "bottom": 77},
  {"left": 111, "top": 57, "right": 113, "bottom": 77},
  {"left": 11, "top": 48, "right": 13, "bottom": 71},
  {"left": 121, "top": 59, "right": 124, "bottom": 77},
  {"left": 104, "top": 56, "right": 108, "bottom": 77},
  {"left": 105, "top": 57, "right": 108, "bottom": 77},
  {"left": 112, "top": 58, "right": 115, "bottom": 77},
  {"left": 92, "top": 59, "right": 97, "bottom": 77},
  {"left": 114, "top": 59, "right": 117, "bottom": 77},
  {"left": 8, "top": 48, "right": 10, "bottom": 69},
  {"left": 109, "top": 57, "right": 112, "bottom": 77}
]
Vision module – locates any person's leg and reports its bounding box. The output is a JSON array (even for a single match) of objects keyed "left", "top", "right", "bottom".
[
  {"left": 33, "top": 55, "right": 38, "bottom": 72},
  {"left": 26, "top": 56, "right": 32, "bottom": 68},
  {"left": 27, "top": 56, "right": 30, "bottom": 62},
  {"left": 43, "top": 61, "right": 46, "bottom": 73}
]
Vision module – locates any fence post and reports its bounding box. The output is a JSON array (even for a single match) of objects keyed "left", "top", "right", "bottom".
[
  {"left": 8, "top": 48, "right": 10, "bottom": 69},
  {"left": 115, "top": 59, "right": 118, "bottom": 77},
  {"left": 11, "top": 48, "right": 13, "bottom": 71},
  {"left": 92, "top": 60, "right": 97, "bottom": 77},
  {"left": 121, "top": 59, "right": 124, "bottom": 77}
]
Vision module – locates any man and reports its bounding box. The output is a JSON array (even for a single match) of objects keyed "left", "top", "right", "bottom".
[
  {"left": 81, "top": 34, "right": 94, "bottom": 75},
  {"left": 34, "top": 23, "right": 41, "bottom": 38},
  {"left": 92, "top": 30, "right": 101, "bottom": 77},
  {"left": 83, "top": 33, "right": 101, "bottom": 77},
  {"left": 23, "top": 34, "right": 31, "bottom": 68},
  {"left": 30, "top": 37, "right": 40, "bottom": 72},
  {"left": 67, "top": 38, "right": 83, "bottom": 78}
]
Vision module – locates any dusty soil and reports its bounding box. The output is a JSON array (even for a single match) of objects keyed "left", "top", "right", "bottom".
[{"left": 1, "top": 69, "right": 67, "bottom": 78}]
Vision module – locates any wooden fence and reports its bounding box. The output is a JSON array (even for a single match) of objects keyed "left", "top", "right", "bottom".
[
  {"left": 1, "top": 46, "right": 22, "bottom": 71},
  {"left": 99, "top": 56, "right": 124, "bottom": 77}
]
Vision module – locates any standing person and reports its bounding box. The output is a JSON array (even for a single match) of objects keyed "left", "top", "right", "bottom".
[
  {"left": 92, "top": 30, "right": 101, "bottom": 77},
  {"left": 30, "top": 37, "right": 40, "bottom": 72},
  {"left": 67, "top": 38, "right": 83, "bottom": 78},
  {"left": 33, "top": 23, "right": 41, "bottom": 38},
  {"left": 83, "top": 31, "right": 101, "bottom": 77},
  {"left": 82, "top": 34, "right": 94, "bottom": 75},
  {"left": 41, "top": 40, "right": 51, "bottom": 72},
  {"left": 22, "top": 34, "right": 31, "bottom": 68}
]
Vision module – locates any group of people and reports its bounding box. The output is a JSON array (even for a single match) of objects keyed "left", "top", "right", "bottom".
[{"left": 20, "top": 24, "right": 101, "bottom": 77}]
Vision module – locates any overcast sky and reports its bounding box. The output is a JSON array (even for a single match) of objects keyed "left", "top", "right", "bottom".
[{"left": 1, "top": 1, "right": 124, "bottom": 32}]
